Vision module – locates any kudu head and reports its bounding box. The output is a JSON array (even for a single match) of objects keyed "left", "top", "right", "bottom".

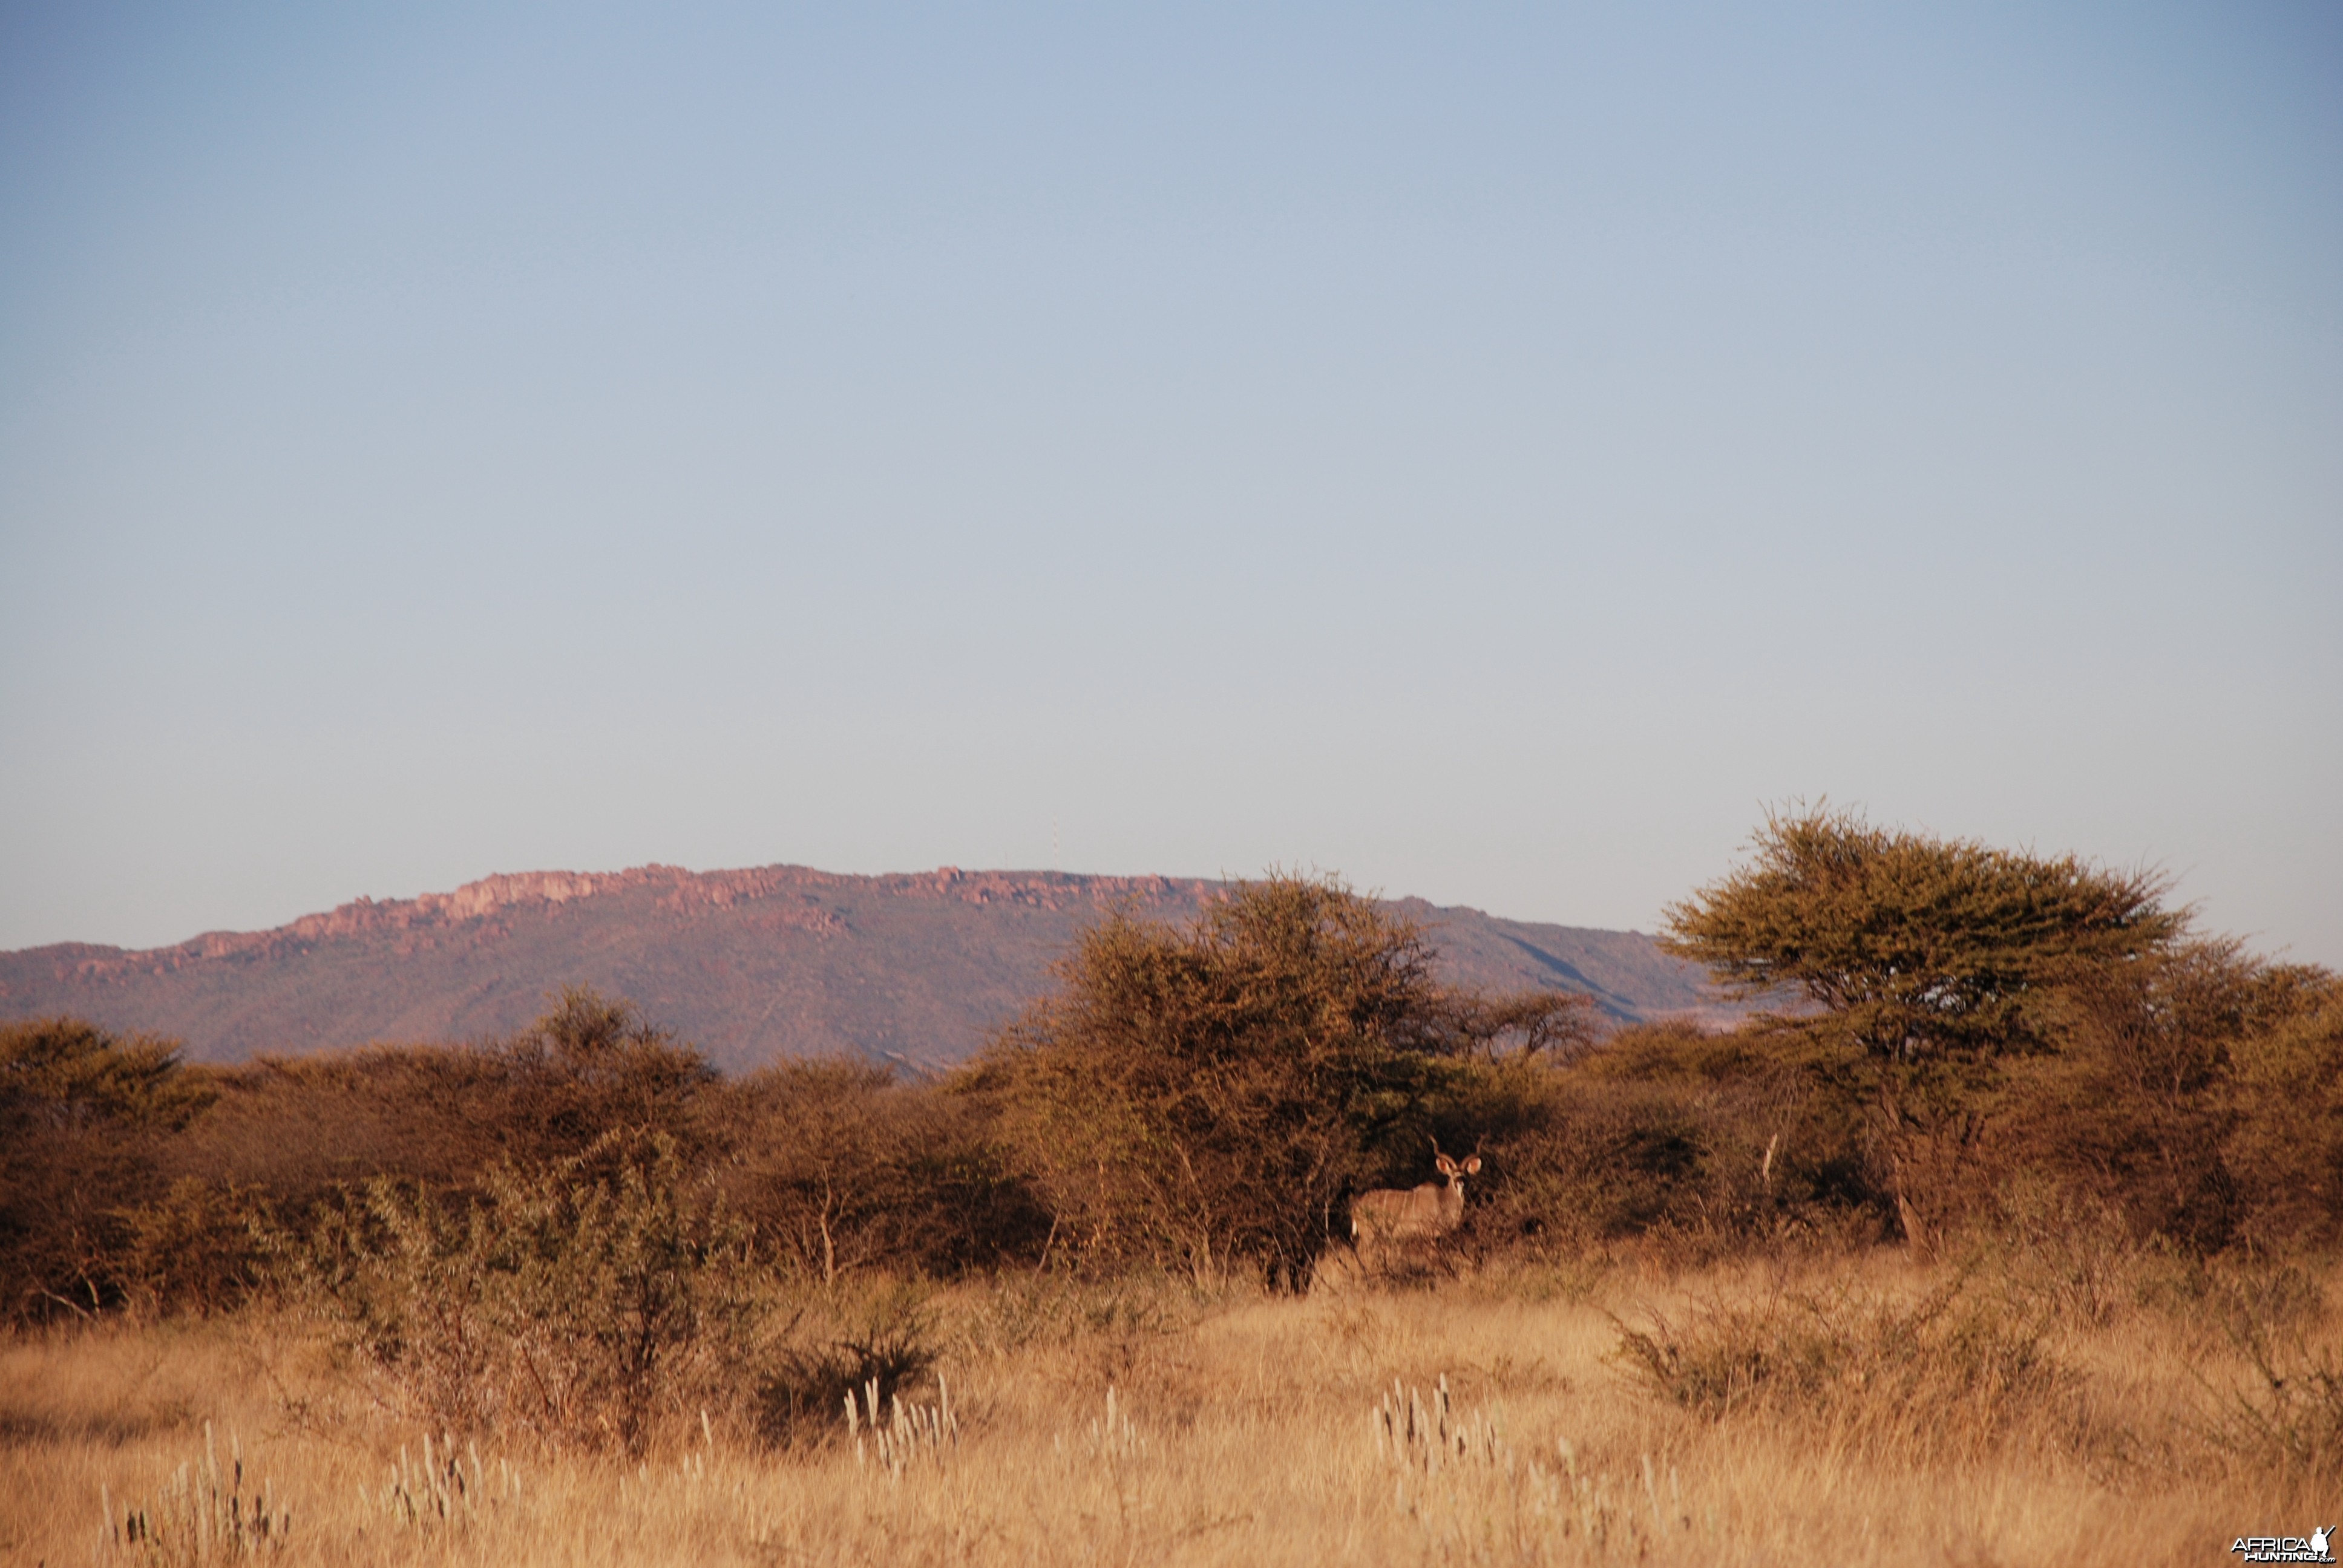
[{"left": 1430, "top": 1138, "right": 1483, "bottom": 1191}]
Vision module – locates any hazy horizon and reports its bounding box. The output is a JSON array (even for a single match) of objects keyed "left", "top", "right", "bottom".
[{"left": 5, "top": 5, "right": 2338, "bottom": 965}]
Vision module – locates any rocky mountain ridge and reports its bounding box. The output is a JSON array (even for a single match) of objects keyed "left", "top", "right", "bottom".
[{"left": 0, "top": 864, "right": 1734, "bottom": 1073}]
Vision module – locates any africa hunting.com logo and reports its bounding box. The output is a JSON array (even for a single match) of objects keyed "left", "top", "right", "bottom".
[{"left": 2232, "top": 1526, "right": 2335, "bottom": 1564}]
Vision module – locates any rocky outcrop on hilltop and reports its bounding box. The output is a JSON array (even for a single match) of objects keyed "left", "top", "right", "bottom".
[
  {"left": 0, "top": 864, "right": 1731, "bottom": 1071},
  {"left": 26, "top": 866, "right": 1220, "bottom": 984}
]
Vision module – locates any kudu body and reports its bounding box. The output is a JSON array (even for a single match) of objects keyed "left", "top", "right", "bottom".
[{"left": 1351, "top": 1149, "right": 1481, "bottom": 1247}]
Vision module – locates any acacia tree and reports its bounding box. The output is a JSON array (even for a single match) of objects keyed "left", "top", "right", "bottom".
[
  {"left": 1659, "top": 805, "right": 2184, "bottom": 1248},
  {"left": 971, "top": 873, "right": 1579, "bottom": 1281}
]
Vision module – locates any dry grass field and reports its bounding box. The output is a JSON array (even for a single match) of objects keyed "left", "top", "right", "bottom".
[{"left": 4, "top": 1244, "right": 2323, "bottom": 1567}]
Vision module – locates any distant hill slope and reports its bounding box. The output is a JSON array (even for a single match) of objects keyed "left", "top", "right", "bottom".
[{"left": 0, "top": 864, "right": 1736, "bottom": 1073}]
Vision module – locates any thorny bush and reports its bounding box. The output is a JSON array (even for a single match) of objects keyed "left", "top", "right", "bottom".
[{"left": 277, "top": 1129, "right": 754, "bottom": 1456}]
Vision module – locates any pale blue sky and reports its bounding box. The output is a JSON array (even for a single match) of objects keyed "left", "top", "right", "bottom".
[{"left": 3, "top": 3, "right": 2338, "bottom": 965}]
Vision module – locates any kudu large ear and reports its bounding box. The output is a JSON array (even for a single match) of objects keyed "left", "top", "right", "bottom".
[
  {"left": 1435, "top": 1152, "right": 1459, "bottom": 1177},
  {"left": 1460, "top": 1156, "right": 1482, "bottom": 1175}
]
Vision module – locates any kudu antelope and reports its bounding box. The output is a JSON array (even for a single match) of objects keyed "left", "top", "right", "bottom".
[{"left": 1350, "top": 1143, "right": 1481, "bottom": 1249}]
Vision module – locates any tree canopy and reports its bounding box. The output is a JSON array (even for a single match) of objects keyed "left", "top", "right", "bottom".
[{"left": 1660, "top": 805, "right": 2184, "bottom": 1065}]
